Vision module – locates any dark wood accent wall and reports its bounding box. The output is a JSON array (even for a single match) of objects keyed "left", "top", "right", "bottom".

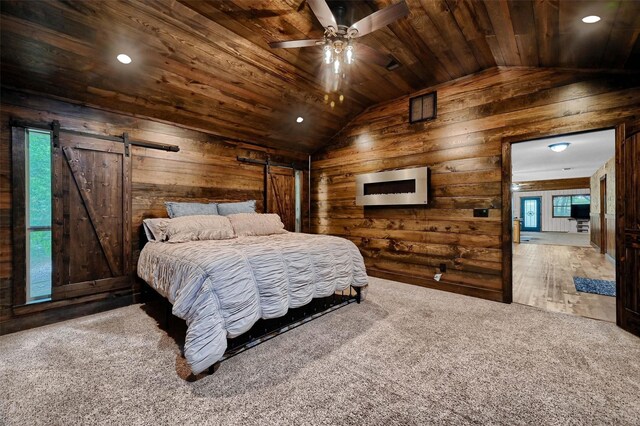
[
  {"left": 311, "top": 68, "right": 640, "bottom": 302},
  {"left": 513, "top": 177, "right": 590, "bottom": 192},
  {"left": 0, "top": 89, "right": 308, "bottom": 333}
]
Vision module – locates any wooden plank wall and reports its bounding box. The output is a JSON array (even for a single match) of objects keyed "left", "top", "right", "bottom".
[
  {"left": 513, "top": 177, "right": 590, "bottom": 192},
  {"left": 0, "top": 89, "right": 308, "bottom": 331},
  {"left": 311, "top": 68, "right": 640, "bottom": 302}
]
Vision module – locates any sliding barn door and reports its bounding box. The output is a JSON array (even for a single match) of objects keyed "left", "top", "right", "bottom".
[
  {"left": 617, "top": 124, "right": 640, "bottom": 337},
  {"left": 52, "top": 134, "right": 131, "bottom": 300},
  {"left": 267, "top": 166, "right": 295, "bottom": 231}
]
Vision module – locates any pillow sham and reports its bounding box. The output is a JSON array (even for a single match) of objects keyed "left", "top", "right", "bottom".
[
  {"left": 228, "top": 213, "right": 287, "bottom": 237},
  {"left": 164, "top": 215, "right": 236, "bottom": 243},
  {"left": 217, "top": 200, "right": 256, "bottom": 216},
  {"left": 142, "top": 218, "right": 169, "bottom": 242},
  {"left": 165, "top": 201, "right": 219, "bottom": 218}
]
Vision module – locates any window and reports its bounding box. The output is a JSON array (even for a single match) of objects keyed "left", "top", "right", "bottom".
[
  {"left": 552, "top": 194, "right": 590, "bottom": 218},
  {"left": 409, "top": 91, "right": 437, "bottom": 123},
  {"left": 25, "top": 129, "right": 53, "bottom": 303}
]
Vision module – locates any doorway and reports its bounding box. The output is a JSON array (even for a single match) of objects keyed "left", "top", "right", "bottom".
[
  {"left": 507, "top": 129, "right": 616, "bottom": 322},
  {"left": 520, "top": 197, "right": 541, "bottom": 232},
  {"left": 599, "top": 175, "right": 607, "bottom": 255}
]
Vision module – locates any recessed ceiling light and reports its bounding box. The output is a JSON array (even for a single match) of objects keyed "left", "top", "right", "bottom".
[
  {"left": 548, "top": 142, "right": 570, "bottom": 152},
  {"left": 117, "top": 53, "right": 132, "bottom": 64},
  {"left": 296, "top": 116, "right": 304, "bottom": 123},
  {"left": 582, "top": 15, "right": 601, "bottom": 24}
]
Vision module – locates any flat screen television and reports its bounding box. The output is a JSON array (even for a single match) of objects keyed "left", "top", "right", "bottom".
[{"left": 571, "top": 204, "right": 590, "bottom": 220}]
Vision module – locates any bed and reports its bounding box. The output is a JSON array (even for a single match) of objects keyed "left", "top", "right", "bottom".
[{"left": 137, "top": 217, "right": 368, "bottom": 374}]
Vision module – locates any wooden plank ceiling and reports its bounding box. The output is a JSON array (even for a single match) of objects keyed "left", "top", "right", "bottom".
[{"left": 1, "top": 0, "right": 639, "bottom": 152}]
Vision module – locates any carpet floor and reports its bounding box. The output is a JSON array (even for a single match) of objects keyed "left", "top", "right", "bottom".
[{"left": 1, "top": 277, "right": 639, "bottom": 425}]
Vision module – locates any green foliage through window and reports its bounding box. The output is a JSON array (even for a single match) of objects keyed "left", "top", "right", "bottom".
[
  {"left": 552, "top": 194, "right": 590, "bottom": 218},
  {"left": 26, "top": 130, "right": 52, "bottom": 303}
]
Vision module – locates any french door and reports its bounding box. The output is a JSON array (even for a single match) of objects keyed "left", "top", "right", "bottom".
[{"left": 520, "top": 197, "right": 541, "bottom": 232}]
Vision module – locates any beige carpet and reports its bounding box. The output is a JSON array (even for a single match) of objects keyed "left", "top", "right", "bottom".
[{"left": 1, "top": 277, "right": 639, "bottom": 425}]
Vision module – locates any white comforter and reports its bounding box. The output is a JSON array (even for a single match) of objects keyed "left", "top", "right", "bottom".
[{"left": 137, "top": 232, "right": 368, "bottom": 374}]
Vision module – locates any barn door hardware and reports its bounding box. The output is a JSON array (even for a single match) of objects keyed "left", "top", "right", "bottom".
[
  {"left": 52, "top": 120, "right": 60, "bottom": 148},
  {"left": 236, "top": 156, "right": 306, "bottom": 170},
  {"left": 123, "top": 132, "right": 130, "bottom": 157},
  {"left": 9, "top": 119, "right": 180, "bottom": 153},
  {"left": 237, "top": 156, "right": 307, "bottom": 214}
]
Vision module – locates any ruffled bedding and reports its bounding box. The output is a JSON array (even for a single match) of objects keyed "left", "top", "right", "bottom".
[{"left": 137, "top": 232, "right": 368, "bottom": 374}]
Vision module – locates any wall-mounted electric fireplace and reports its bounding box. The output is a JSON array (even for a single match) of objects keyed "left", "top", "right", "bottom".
[{"left": 355, "top": 167, "right": 429, "bottom": 206}]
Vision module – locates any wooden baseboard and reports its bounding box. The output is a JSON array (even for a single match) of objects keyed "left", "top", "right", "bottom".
[
  {"left": 367, "top": 268, "right": 506, "bottom": 303},
  {"left": 0, "top": 291, "right": 134, "bottom": 335}
]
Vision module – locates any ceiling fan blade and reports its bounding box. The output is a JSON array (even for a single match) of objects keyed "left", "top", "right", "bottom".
[
  {"left": 356, "top": 44, "right": 398, "bottom": 68},
  {"left": 306, "top": 0, "right": 337, "bottom": 29},
  {"left": 350, "top": 1, "right": 410, "bottom": 38},
  {"left": 269, "top": 39, "right": 323, "bottom": 49}
]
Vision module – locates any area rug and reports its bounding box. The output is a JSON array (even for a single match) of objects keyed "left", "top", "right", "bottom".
[{"left": 573, "top": 276, "right": 616, "bottom": 297}]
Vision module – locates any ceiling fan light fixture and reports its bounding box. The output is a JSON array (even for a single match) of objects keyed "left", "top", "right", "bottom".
[
  {"left": 345, "top": 44, "right": 354, "bottom": 64},
  {"left": 323, "top": 44, "right": 333, "bottom": 64},
  {"left": 268, "top": 1, "right": 410, "bottom": 75},
  {"left": 548, "top": 142, "right": 570, "bottom": 152}
]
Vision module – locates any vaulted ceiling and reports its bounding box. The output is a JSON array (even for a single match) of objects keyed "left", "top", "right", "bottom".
[{"left": 1, "top": 0, "right": 639, "bottom": 152}]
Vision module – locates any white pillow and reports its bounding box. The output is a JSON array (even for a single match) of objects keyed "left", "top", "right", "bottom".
[
  {"left": 143, "top": 218, "right": 169, "bottom": 242},
  {"left": 228, "top": 213, "right": 287, "bottom": 236},
  {"left": 164, "top": 215, "right": 236, "bottom": 243}
]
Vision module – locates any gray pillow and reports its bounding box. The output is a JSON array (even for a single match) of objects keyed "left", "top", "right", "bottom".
[
  {"left": 217, "top": 200, "right": 256, "bottom": 216},
  {"left": 165, "top": 201, "right": 219, "bottom": 218}
]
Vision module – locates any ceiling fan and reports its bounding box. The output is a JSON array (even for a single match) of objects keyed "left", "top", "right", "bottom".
[{"left": 268, "top": 0, "right": 410, "bottom": 72}]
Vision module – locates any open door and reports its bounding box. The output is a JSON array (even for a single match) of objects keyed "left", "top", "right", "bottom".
[
  {"left": 600, "top": 176, "right": 607, "bottom": 254},
  {"left": 616, "top": 123, "right": 640, "bottom": 337}
]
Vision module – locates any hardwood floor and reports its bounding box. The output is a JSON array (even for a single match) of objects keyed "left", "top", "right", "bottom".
[
  {"left": 520, "top": 231, "right": 591, "bottom": 247},
  {"left": 513, "top": 242, "right": 616, "bottom": 322}
]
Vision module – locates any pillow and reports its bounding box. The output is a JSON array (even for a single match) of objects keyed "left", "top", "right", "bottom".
[
  {"left": 164, "top": 215, "right": 236, "bottom": 243},
  {"left": 217, "top": 200, "right": 256, "bottom": 216},
  {"left": 165, "top": 201, "right": 219, "bottom": 218},
  {"left": 142, "top": 218, "right": 169, "bottom": 242},
  {"left": 228, "top": 213, "right": 287, "bottom": 237}
]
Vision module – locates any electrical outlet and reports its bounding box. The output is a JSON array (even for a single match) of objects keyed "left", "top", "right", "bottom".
[
  {"left": 434, "top": 273, "right": 442, "bottom": 282},
  {"left": 439, "top": 263, "right": 446, "bottom": 273}
]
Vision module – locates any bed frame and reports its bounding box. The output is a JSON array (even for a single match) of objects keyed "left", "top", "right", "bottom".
[{"left": 141, "top": 282, "right": 362, "bottom": 374}]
